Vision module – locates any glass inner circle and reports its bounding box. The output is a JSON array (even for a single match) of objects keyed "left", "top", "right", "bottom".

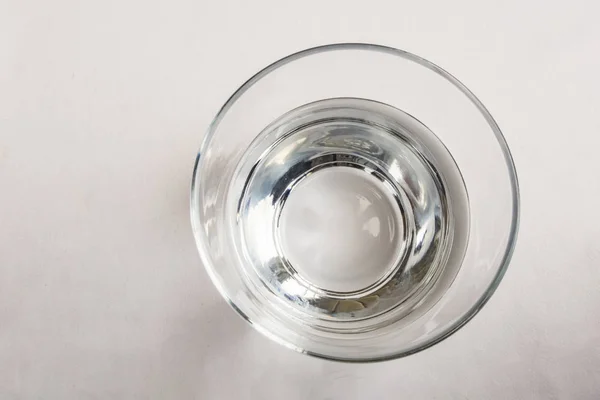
[
  {"left": 278, "top": 166, "right": 404, "bottom": 294},
  {"left": 230, "top": 98, "right": 470, "bottom": 324}
]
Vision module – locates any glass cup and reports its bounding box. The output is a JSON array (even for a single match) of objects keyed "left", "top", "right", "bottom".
[{"left": 191, "top": 44, "right": 519, "bottom": 362}]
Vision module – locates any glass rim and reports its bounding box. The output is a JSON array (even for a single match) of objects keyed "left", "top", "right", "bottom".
[{"left": 191, "top": 43, "right": 521, "bottom": 362}]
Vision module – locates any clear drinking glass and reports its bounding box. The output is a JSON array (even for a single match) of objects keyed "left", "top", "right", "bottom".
[{"left": 191, "top": 44, "right": 519, "bottom": 362}]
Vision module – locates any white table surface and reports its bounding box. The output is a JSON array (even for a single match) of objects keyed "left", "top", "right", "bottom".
[{"left": 2, "top": 0, "right": 600, "bottom": 398}]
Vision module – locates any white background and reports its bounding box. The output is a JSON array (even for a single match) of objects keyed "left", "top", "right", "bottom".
[{"left": 2, "top": 0, "right": 600, "bottom": 398}]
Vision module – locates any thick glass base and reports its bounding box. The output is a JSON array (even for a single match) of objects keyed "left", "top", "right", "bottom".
[{"left": 231, "top": 98, "right": 469, "bottom": 329}]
